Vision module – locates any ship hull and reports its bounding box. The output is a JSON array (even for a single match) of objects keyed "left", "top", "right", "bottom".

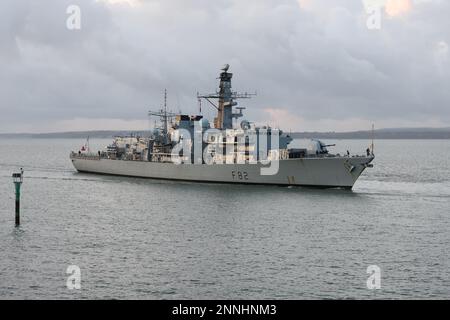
[{"left": 70, "top": 156, "right": 374, "bottom": 189}]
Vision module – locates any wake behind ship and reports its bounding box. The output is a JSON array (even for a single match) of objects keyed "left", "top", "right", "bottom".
[{"left": 70, "top": 65, "right": 374, "bottom": 189}]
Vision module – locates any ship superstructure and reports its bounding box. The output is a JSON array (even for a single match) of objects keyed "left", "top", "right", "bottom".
[{"left": 70, "top": 65, "right": 374, "bottom": 189}]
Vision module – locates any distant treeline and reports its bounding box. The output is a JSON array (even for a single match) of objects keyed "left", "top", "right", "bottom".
[
  {"left": 1, "top": 128, "right": 450, "bottom": 139},
  {"left": 0, "top": 131, "right": 150, "bottom": 139},
  {"left": 290, "top": 128, "right": 450, "bottom": 140}
]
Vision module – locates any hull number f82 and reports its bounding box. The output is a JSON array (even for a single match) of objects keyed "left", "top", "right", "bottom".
[{"left": 231, "top": 171, "right": 249, "bottom": 180}]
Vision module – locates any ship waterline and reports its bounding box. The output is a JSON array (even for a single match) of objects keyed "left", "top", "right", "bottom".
[{"left": 70, "top": 155, "right": 374, "bottom": 188}]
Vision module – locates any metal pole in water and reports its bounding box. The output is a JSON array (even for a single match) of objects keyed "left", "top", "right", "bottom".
[{"left": 12, "top": 169, "right": 23, "bottom": 226}]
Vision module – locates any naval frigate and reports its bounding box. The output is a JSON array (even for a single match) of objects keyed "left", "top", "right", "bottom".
[{"left": 70, "top": 65, "right": 374, "bottom": 189}]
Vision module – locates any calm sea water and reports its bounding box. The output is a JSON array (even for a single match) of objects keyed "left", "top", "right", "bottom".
[{"left": 0, "top": 139, "right": 449, "bottom": 299}]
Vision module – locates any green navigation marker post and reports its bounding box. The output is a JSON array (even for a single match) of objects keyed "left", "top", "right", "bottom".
[{"left": 12, "top": 169, "right": 24, "bottom": 226}]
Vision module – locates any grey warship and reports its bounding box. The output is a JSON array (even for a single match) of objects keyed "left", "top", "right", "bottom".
[{"left": 70, "top": 65, "right": 374, "bottom": 189}]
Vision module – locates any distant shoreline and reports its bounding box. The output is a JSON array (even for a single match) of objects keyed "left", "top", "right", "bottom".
[{"left": 1, "top": 128, "right": 450, "bottom": 140}]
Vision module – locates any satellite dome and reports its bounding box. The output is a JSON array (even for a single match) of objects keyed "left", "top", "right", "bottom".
[
  {"left": 152, "top": 128, "right": 160, "bottom": 136},
  {"left": 199, "top": 118, "right": 210, "bottom": 129},
  {"left": 240, "top": 120, "right": 251, "bottom": 130}
]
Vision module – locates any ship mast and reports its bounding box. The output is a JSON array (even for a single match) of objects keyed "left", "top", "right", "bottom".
[
  {"left": 164, "top": 88, "right": 168, "bottom": 139},
  {"left": 148, "top": 89, "right": 176, "bottom": 144},
  {"left": 198, "top": 64, "right": 255, "bottom": 130},
  {"left": 371, "top": 123, "right": 375, "bottom": 155}
]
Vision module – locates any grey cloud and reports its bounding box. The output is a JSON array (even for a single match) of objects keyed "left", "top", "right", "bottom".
[{"left": 0, "top": 0, "right": 449, "bottom": 132}]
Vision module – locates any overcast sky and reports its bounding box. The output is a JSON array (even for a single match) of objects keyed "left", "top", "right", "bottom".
[{"left": 0, "top": 0, "right": 449, "bottom": 133}]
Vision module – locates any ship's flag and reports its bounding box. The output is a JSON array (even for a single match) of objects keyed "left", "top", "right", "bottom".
[{"left": 80, "top": 136, "right": 89, "bottom": 152}]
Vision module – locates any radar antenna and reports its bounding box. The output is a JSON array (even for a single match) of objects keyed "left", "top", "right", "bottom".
[
  {"left": 148, "top": 89, "right": 177, "bottom": 144},
  {"left": 197, "top": 65, "right": 256, "bottom": 129}
]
